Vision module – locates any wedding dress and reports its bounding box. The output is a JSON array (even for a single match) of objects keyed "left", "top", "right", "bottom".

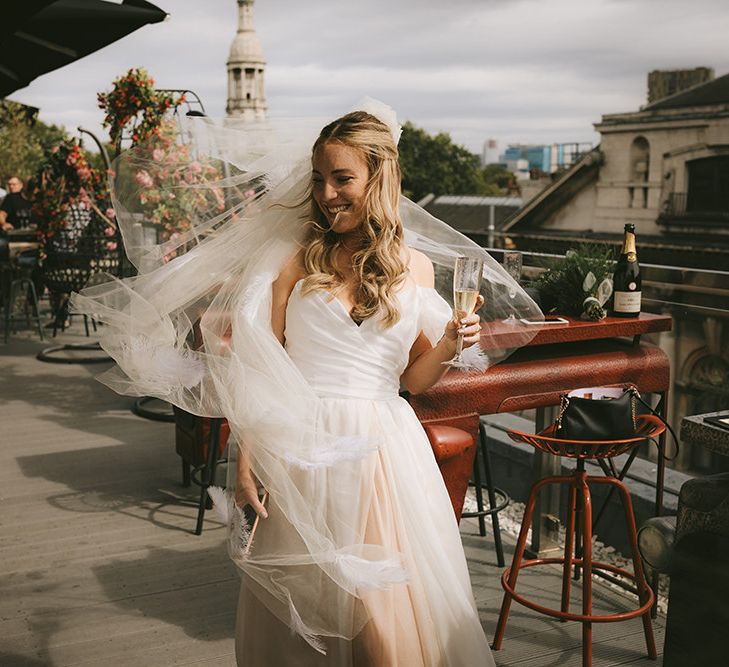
[
  {"left": 70, "top": 99, "right": 541, "bottom": 665},
  {"left": 235, "top": 277, "right": 495, "bottom": 666}
]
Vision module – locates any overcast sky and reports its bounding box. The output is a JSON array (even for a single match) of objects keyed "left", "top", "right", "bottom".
[{"left": 9, "top": 0, "right": 729, "bottom": 156}]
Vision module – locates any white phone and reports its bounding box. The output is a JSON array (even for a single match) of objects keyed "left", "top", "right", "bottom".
[{"left": 520, "top": 317, "right": 569, "bottom": 325}]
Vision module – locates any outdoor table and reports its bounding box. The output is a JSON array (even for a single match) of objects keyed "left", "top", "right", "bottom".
[
  {"left": 7, "top": 241, "right": 39, "bottom": 261},
  {"left": 680, "top": 410, "right": 729, "bottom": 458},
  {"left": 5, "top": 228, "right": 39, "bottom": 261},
  {"left": 407, "top": 312, "right": 673, "bottom": 556}
]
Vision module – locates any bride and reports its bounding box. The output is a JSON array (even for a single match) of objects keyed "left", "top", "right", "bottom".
[{"left": 72, "top": 100, "right": 540, "bottom": 666}]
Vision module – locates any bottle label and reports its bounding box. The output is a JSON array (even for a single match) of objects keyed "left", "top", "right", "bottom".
[
  {"left": 627, "top": 251, "right": 637, "bottom": 263},
  {"left": 614, "top": 291, "right": 641, "bottom": 312}
]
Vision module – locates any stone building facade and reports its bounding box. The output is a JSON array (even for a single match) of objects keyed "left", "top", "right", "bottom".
[
  {"left": 503, "top": 70, "right": 729, "bottom": 266},
  {"left": 226, "top": 0, "right": 267, "bottom": 121}
]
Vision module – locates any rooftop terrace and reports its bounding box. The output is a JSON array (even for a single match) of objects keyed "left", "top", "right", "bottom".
[{"left": 1, "top": 322, "right": 665, "bottom": 666}]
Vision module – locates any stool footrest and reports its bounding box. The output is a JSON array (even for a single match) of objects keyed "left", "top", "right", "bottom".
[
  {"left": 502, "top": 557, "right": 654, "bottom": 623},
  {"left": 461, "top": 483, "right": 509, "bottom": 518}
]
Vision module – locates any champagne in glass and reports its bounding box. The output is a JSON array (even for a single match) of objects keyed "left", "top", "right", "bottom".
[
  {"left": 454, "top": 288, "right": 479, "bottom": 319},
  {"left": 443, "top": 256, "right": 484, "bottom": 368}
]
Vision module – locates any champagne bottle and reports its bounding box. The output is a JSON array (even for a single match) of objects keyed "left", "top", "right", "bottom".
[{"left": 611, "top": 223, "right": 641, "bottom": 317}]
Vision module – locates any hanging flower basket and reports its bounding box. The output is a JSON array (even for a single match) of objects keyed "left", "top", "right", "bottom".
[
  {"left": 97, "top": 67, "right": 185, "bottom": 154},
  {"left": 29, "top": 139, "right": 114, "bottom": 254}
]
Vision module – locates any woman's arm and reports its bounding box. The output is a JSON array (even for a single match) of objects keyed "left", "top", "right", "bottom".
[
  {"left": 234, "top": 251, "right": 306, "bottom": 512},
  {"left": 400, "top": 250, "right": 483, "bottom": 395},
  {"left": 235, "top": 444, "right": 268, "bottom": 517},
  {"left": 270, "top": 249, "right": 305, "bottom": 345}
]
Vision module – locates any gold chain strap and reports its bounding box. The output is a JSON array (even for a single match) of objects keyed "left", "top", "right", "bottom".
[
  {"left": 626, "top": 385, "right": 640, "bottom": 429},
  {"left": 556, "top": 395, "right": 569, "bottom": 431}
]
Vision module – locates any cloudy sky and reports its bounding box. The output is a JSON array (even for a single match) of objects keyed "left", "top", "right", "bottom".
[{"left": 10, "top": 0, "right": 729, "bottom": 156}]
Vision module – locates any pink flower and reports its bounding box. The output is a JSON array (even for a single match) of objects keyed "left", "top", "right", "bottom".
[
  {"left": 104, "top": 226, "right": 115, "bottom": 237},
  {"left": 105, "top": 207, "right": 116, "bottom": 219},
  {"left": 152, "top": 148, "right": 165, "bottom": 162},
  {"left": 76, "top": 167, "right": 91, "bottom": 181},
  {"left": 188, "top": 161, "right": 202, "bottom": 174},
  {"left": 105, "top": 241, "right": 118, "bottom": 251},
  {"left": 135, "top": 169, "right": 154, "bottom": 188}
]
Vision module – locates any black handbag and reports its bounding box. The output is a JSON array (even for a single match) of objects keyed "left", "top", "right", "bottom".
[
  {"left": 555, "top": 385, "right": 680, "bottom": 459},
  {"left": 556, "top": 386, "right": 638, "bottom": 441}
]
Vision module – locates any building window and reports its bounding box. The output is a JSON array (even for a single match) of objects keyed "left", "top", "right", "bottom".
[
  {"left": 629, "top": 136, "right": 649, "bottom": 208},
  {"left": 233, "top": 68, "right": 241, "bottom": 99},
  {"left": 687, "top": 156, "right": 729, "bottom": 214}
]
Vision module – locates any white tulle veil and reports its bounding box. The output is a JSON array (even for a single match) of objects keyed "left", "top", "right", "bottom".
[{"left": 71, "top": 98, "right": 542, "bottom": 651}]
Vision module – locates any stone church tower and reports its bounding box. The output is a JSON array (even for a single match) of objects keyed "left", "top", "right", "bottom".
[{"left": 226, "top": 0, "right": 267, "bottom": 120}]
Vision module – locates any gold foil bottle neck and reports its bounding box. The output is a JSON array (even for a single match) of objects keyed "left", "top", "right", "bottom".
[{"left": 622, "top": 232, "right": 637, "bottom": 257}]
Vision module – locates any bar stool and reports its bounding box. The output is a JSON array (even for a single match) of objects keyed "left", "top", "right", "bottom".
[
  {"left": 492, "top": 414, "right": 666, "bottom": 667},
  {"left": 422, "top": 423, "right": 477, "bottom": 522},
  {"left": 460, "top": 420, "right": 509, "bottom": 566}
]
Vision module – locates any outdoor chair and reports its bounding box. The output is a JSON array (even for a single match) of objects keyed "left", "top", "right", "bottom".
[
  {"left": 173, "top": 408, "right": 230, "bottom": 535},
  {"left": 1, "top": 251, "right": 44, "bottom": 343},
  {"left": 41, "top": 207, "right": 117, "bottom": 329},
  {"left": 37, "top": 207, "right": 120, "bottom": 363},
  {"left": 419, "top": 412, "right": 508, "bottom": 567}
]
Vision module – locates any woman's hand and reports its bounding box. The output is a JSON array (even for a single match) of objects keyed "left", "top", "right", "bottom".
[
  {"left": 235, "top": 464, "right": 268, "bottom": 518},
  {"left": 443, "top": 294, "right": 484, "bottom": 349}
]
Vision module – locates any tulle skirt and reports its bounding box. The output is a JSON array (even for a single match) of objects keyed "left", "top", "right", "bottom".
[{"left": 235, "top": 395, "right": 494, "bottom": 667}]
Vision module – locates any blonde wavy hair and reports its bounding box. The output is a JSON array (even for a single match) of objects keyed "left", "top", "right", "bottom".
[{"left": 301, "top": 111, "right": 407, "bottom": 327}]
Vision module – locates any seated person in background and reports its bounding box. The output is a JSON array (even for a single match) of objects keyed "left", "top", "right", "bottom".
[
  {"left": 0, "top": 176, "right": 33, "bottom": 233},
  {"left": 0, "top": 176, "right": 41, "bottom": 299}
]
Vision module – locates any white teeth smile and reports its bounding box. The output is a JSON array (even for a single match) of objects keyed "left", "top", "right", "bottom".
[{"left": 327, "top": 205, "right": 350, "bottom": 214}]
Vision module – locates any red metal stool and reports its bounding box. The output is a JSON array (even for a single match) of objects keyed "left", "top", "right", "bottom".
[{"left": 492, "top": 414, "right": 666, "bottom": 667}]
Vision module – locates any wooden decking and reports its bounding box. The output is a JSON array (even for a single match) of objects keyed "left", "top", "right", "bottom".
[{"left": 0, "top": 322, "right": 664, "bottom": 666}]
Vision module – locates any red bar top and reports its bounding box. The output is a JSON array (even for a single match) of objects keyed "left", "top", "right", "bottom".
[{"left": 481, "top": 312, "right": 672, "bottom": 349}]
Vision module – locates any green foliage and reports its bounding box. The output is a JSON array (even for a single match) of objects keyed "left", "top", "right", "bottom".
[
  {"left": 399, "top": 121, "right": 509, "bottom": 201},
  {"left": 533, "top": 243, "right": 616, "bottom": 320},
  {"left": 0, "top": 101, "right": 67, "bottom": 184},
  {"left": 482, "top": 164, "right": 515, "bottom": 191}
]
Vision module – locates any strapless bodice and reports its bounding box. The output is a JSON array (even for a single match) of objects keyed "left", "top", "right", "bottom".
[{"left": 284, "top": 280, "right": 450, "bottom": 400}]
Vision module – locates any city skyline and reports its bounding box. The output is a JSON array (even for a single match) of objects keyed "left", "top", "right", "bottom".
[{"left": 9, "top": 0, "right": 729, "bottom": 155}]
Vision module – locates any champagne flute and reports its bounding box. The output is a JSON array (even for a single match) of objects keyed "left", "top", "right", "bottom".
[
  {"left": 443, "top": 255, "right": 484, "bottom": 368},
  {"left": 502, "top": 251, "right": 522, "bottom": 322}
]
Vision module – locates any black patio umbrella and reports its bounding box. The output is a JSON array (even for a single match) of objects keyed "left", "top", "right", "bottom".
[{"left": 0, "top": 0, "right": 168, "bottom": 98}]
